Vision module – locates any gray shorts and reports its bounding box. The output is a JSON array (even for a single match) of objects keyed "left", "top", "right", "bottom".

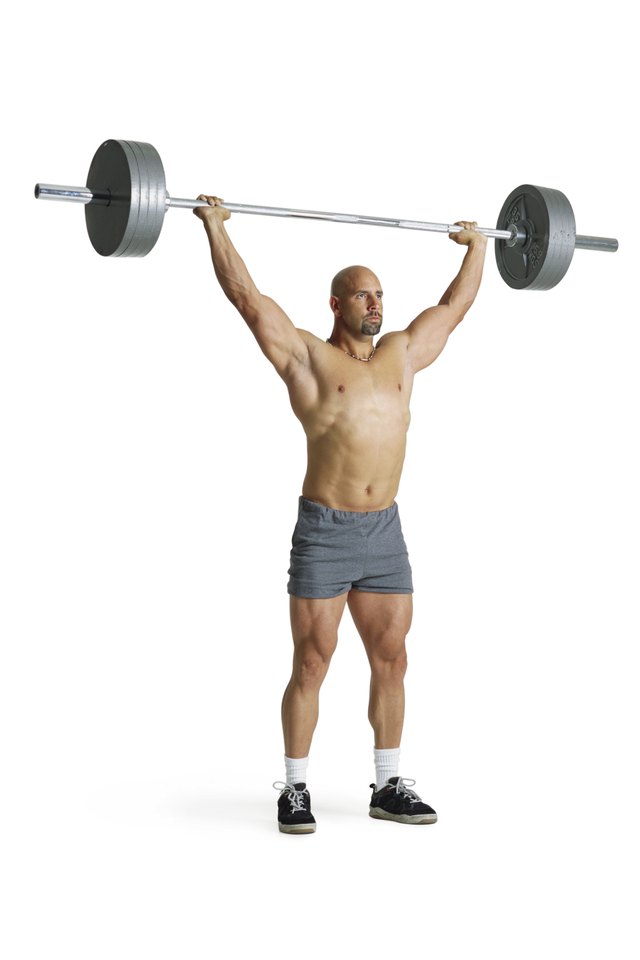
[{"left": 287, "top": 497, "right": 413, "bottom": 599}]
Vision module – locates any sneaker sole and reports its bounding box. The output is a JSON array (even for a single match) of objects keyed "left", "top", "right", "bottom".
[
  {"left": 369, "top": 807, "right": 437, "bottom": 825},
  {"left": 278, "top": 822, "right": 317, "bottom": 834}
]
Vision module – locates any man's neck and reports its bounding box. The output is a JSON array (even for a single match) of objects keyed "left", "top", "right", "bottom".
[{"left": 327, "top": 331, "right": 376, "bottom": 361}]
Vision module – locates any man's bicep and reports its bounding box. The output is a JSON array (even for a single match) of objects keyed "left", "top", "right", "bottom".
[{"left": 405, "top": 304, "right": 462, "bottom": 373}]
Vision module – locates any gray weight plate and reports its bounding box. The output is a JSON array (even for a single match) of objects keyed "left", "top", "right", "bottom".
[
  {"left": 495, "top": 184, "right": 576, "bottom": 290},
  {"left": 84, "top": 139, "right": 167, "bottom": 257},
  {"left": 119, "top": 140, "right": 167, "bottom": 258}
]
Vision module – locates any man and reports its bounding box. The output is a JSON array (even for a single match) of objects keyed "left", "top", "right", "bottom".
[{"left": 194, "top": 196, "right": 487, "bottom": 834}]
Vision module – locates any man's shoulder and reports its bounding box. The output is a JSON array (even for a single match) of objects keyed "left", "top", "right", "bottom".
[
  {"left": 376, "top": 329, "right": 410, "bottom": 352},
  {"left": 295, "top": 329, "right": 337, "bottom": 366},
  {"left": 295, "top": 328, "right": 327, "bottom": 350}
]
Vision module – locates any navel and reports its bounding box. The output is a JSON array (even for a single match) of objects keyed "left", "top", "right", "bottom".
[
  {"left": 337, "top": 384, "right": 345, "bottom": 393},
  {"left": 365, "top": 485, "right": 372, "bottom": 496},
  {"left": 398, "top": 383, "right": 402, "bottom": 391}
]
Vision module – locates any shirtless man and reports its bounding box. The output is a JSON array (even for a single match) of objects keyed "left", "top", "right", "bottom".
[{"left": 194, "top": 197, "right": 487, "bottom": 834}]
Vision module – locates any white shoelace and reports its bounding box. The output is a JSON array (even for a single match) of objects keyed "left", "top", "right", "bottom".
[
  {"left": 392, "top": 778, "right": 423, "bottom": 804},
  {"left": 273, "top": 781, "right": 308, "bottom": 813}
]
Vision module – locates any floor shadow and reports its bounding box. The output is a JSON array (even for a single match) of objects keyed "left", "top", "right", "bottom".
[{"left": 164, "top": 790, "right": 273, "bottom": 833}]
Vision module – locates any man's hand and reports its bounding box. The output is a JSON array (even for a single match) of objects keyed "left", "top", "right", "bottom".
[
  {"left": 193, "top": 195, "right": 231, "bottom": 223},
  {"left": 448, "top": 220, "right": 487, "bottom": 246}
]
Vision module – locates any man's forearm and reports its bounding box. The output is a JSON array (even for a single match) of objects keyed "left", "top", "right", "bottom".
[
  {"left": 439, "top": 238, "right": 487, "bottom": 309},
  {"left": 203, "top": 218, "right": 260, "bottom": 311}
]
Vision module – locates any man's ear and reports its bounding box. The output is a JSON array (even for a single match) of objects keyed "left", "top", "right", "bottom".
[{"left": 329, "top": 295, "right": 340, "bottom": 317}]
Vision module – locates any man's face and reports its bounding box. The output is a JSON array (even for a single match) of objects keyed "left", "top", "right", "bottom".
[{"left": 332, "top": 270, "right": 383, "bottom": 337}]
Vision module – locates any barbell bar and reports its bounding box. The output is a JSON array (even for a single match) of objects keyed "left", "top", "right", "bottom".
[{"left": 34, "top": 139, "right": 619, "bottom": 290}]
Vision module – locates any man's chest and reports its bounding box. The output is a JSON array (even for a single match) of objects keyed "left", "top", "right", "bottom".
[{"left": 314, "top": 349, "right": 413, "bottom": 429}]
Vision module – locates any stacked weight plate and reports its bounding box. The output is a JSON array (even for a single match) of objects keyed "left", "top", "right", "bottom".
[
  {"left": 84, "top": 140, "right": 167, "bottom": 257},
  {"left": 495, "top": 185, "right": 576, "bottom": 290}
]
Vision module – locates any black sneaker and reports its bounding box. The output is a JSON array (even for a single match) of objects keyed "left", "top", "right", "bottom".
[
  {"left": 369, "top": 777, "right": 437, "bottom": 824},
  {"left": 273, "top": 782, "right": 317, "bottom": 834}
]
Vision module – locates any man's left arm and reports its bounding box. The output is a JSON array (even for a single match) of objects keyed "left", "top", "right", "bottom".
[{"left": 405, "top": 222, "right": 488, "bottom": 373}]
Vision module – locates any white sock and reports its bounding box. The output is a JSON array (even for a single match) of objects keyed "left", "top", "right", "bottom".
[
  {"left": 374, "top": 747, "right": 400, "bottom": 789},
  {"left": 285, "top": 755, "right": 309, "bottom": 786}
]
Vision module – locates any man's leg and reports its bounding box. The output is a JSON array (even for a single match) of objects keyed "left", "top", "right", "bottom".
[
  {"left": 347, "top": 590, "right": 437, "bottom": 824},
  {"left": 281, "top": 592, "right": 349, "bottom": 758},
  {"left": 347, "top": 591, "right": 412, "bottom": 748},
  {"left": 275, "top": 593, "right": 349, "bottom": 835}
]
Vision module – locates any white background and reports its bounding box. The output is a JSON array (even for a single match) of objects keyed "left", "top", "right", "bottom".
[{"left": 2, "top": 1, "right": 638, "bottom": 957}]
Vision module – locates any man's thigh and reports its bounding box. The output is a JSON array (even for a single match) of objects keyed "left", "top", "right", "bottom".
[
  {"left": 289, "top": 593, "right": 350, "bottom": 659},
  {"left": 347, "top": 591, "right": 413, "bottom": 660}
]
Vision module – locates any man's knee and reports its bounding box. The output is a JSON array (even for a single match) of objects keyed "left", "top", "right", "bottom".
[
  {"left": 369, "top": 635, "right": 408, "bottom": 681},
  {"left": 293, "top": 647, "right": 334, "bottom": 687},
  {"left": 291, "top": 623, "right": 338, "bottom": 683}
]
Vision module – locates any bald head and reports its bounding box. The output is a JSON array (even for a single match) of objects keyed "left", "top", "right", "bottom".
[{"left": 330, "top": 265, "right": 381, "bottom": 299}]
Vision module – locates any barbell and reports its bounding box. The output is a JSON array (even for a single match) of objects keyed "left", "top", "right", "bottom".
[{"left": 34, "top": 138, "right": 618, "bottom": 291}]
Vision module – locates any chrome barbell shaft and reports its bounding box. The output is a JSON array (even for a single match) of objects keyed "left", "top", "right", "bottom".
[
  {"left": 169, "top": 195, "right": 516, "bottom": 239},
  {"left": 34, "top": 183, "right": 619, "bottom": 252}
]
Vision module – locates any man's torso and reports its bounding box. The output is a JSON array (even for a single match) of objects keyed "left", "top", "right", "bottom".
[{"left": 285, "top": 330, "right": 414, "bottom": 511}]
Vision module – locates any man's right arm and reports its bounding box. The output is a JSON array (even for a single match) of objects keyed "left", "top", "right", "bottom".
[
  {"left": 404, "top": 222, "right": 487, "bottom": 373},
  {"left": 194, "top": 196, "right": 311, "bottom": 382}
]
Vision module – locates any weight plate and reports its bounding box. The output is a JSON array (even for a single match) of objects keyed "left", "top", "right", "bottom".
[
  {"left": 85, "top": 139, "right": 167, "bottom": 257},
  {"left": 120, "top": 140, "right": 167, "bottom": 257},
  {"left": 495, "top": 184, "right": 576, "bottom": 290}
]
